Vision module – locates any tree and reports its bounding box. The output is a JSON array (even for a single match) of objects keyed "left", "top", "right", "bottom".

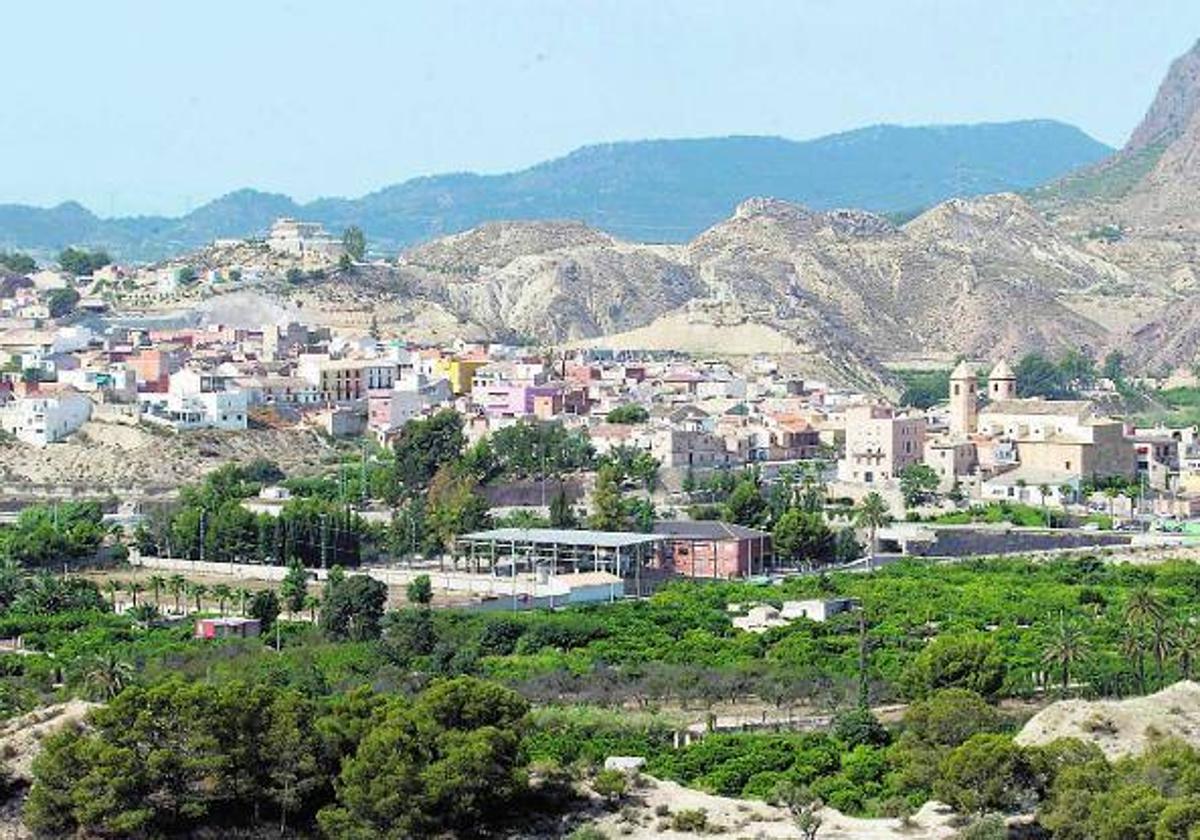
[
  {"left": 1042, "top": 613, "right": 1089, "bottom": 693},
  {"left": 304, "top": 594, "right": 320, "bottom": 623},
  {"left": 169, "top": 574, "right": 186, "bottom": 614},
  {"left": 1102, "top": 350, "right": 1126, "bottom": 383},
  {"left": 280, "top": 559, "right": 309, "bottom": 616},
  {"left": 854, "top": 492, "right": 891, "bottom": 570},
  {"left": 902, "top": 689, "right": 1002, "bottom": 749},
  {"left": 605, "top": 404, "right": 649, "bottom": 424},
  {"left": 773, "top": 508, "right": 834, "bottom": 569},
  {"left": 46, "top": 287, "right": 80, "bottom": 318},
  {"left": 902, "top": 635, "right": 1008, "bottom": 700},
  {"left": 0, "top": 251, "right": 36, "bottom": 274},
  {"left": 773, "top": 781, "right": 823, "bottom": 840},
  {"left": 406, "top": 574, "right": 433, "bottom": 606},
  {"left": 796, "top": 462, "right": 827, "bottom": 513},
  {"left": 549, "top": 484, "right": 577, "bottom": 528},
  {"left": 149, "top": 574, "right": 166, "bottom": 608},
  {"left": 126, "top": 580, "right": 145, "bottom": 608},
  {"left": 589, "top": 465, "right": 629, "bottom": 531},
  {"left": 934, "top": 733, "right": 1032, "bottom": 816},
  {"left": 426, "top": 466, "right": 491, "bottom": 557},
  {"left": 1015, "top": 353, "right": 1072, "bottom": 399},
  {"left": 83, "top": 653, "right": 134, "bottom": 701},
  {"left": 188, "top": 582, "right": 208, "bottom": 613},
  {"left": 393, "top": 411, "right": 466, "bottom": 496},
  {"left": 57, "top": 247, "right": 110, "bottom": 277},
  {"left": 723, "top": 478, "right": 767, "bottom": 527},
  {"left": 211, "top": 583, "right": 233, "bottom": 617},
  {"left": 249, "top": 589, "right": 281, "bottom": 631},
  {"left": 321, "top": 575, "right": 388, "bottom": 641},
  {"left": 1058, "top": 347, "right": 1097, "bottom": 390},
  {"left": 833, "top": 528, "right": 863, "bottom": 565},
  {"left": 832, "top": 707, "right": 889, "bottom": 748},
  {"left": 1175, "top": 621, "right": 1200, "bottom": 680},
  {"left": 317, "top": 677, "right": 529, "bottom": 838},
  {"left": 342, "top": 226, "right": 366, "bottom": 261},
  {"left": 1125, "top": 587, "right": 1166, "bottom": 628},
  {"left": 899, "top": 464, "right": 940, "bottom": 508}
]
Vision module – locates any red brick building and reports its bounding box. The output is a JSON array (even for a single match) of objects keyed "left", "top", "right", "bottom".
[{"left": 653, "top": 521, "right": 772, "bottom": 579}]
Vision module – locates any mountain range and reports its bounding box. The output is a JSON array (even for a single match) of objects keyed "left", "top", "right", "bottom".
[
  {"left": 213, "top": 37, "right": 1200, "bottom": 387},
  {"left": 0, "top": 122, "right": 1111, "bottom": 261}
]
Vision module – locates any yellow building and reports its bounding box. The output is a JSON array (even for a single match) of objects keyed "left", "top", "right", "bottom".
[{"left": 435, "top": 358, "right": 488, "bottom": 396}]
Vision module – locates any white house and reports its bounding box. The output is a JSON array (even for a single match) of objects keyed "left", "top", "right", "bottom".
[
  {"left": 140, "top": 369, "right": 248, "bottom": 431},
  {"left": 0, "top": 390, "right": 92, "bottom": 446}
]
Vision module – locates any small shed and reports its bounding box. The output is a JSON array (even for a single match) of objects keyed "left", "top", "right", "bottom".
[{"left": 194, "top": 617, "right": 262, "bottom": 639}]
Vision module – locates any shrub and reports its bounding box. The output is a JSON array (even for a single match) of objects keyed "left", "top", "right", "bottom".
[{"left": 671, "top": 809, "right": 708, "bottom": 832}]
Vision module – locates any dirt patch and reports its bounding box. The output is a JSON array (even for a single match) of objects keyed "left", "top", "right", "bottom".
[
  {"left": 0, "top": 700, "right": 97, "bottom": 782},
  {"left": 585, "top": 776, "right": 958, "bottom": 839},
  {"left": 1015, "top": 680, "right": 1200, "bottom": 759},
  {"left": 0, "top": 422, "right": 332, "bottom": 496}
]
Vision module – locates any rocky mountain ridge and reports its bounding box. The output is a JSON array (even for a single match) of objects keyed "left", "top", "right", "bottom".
[
  {"left": 0, "top": 122, "right": 1111, "bottom": 261},
  {"left": 101, "top": 37, "right": 1200, "bottom": 386}
]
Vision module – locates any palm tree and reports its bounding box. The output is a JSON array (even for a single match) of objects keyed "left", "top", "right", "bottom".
[
  {"left": 188, "top": 583, "right": 208, "bottom": 613},
  {"left": 84, "top": 653, "right": 133, "bottom": 700},
  {"left": 1059, "top": 483, "right": 1075, "bottom": 508},
  {"left": 304, "top": 594, "right": 320, "bottom": 623},
  {"left": 169, "top": 575, "right": 187, "bottom": 615},
  {"left": 104, "top": 579, "right": 121, "bottom": 610},
  {"left": 1038, "top": 484, "right": 1052, "bottom": 527},
  {"left": 1176, "top": 620, "right": 1200, "bottom": 681},
  {"left": 212, "top": 584, "right": 233, "bottom": 617},
  {"left": 1121, "top": 625, "right": 1149, "bottom": 694},
  {"left": 236, "top": 587, "right": 251, "bottom": 616},
  {"left": 1125, "top": 587, "right": 1166, "bottom": 628},
  {"left": 854, "top": 492, "right": 891, "bottom": 571},
  {"left": 1042, "top": 613, "right": 1089, "bottom": 694},
  {"left": 1150, "top": 619, "right": 1174, "bottom": 690},
  {"left": 149, "top": 575, "right": 167, "bottom": 607},
  {"left": 1104, "top": 486, "right": 1120, "bottom": 519},
  {"left": 127, "top": 580, "right": 145, "bottom": 608}
]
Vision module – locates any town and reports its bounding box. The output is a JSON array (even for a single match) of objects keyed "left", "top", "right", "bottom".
[{"left": 8, "top": 8, "right": 1200, "bottom": 837}]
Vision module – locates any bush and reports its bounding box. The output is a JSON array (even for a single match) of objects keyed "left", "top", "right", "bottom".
[
  {"left": 671, "top": 808, "right": 708, "bottom": 832},
  {"left": 593, "top": 768, "right": 628, "bottom": 802},
  {"left": 832, "top": 707, "right": 890, "bottom": 748},
  {"left": 902, "top": 635, "right": 1007, "bottom": 700}
]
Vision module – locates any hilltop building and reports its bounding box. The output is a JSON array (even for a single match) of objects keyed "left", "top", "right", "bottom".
[{"left": 266, "top": 218, "right": 344, "bottom": 260}]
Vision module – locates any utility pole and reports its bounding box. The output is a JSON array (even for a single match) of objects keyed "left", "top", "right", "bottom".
[
  {"left": 199, "top": 509, "right": 207, "bottom": 563},
  {"left": 857, "top": 611, "right": 870, "bottom": 709},
  {"left": 320, "top": 513, "right": 329, "bottom": 570},
  {"left": 360, "top": 438, "right": 368, "bottom": 508}
]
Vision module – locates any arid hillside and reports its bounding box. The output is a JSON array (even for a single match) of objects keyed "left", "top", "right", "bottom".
[{"left": 113, "top": 38, "right": 1200, "bottom": 386}]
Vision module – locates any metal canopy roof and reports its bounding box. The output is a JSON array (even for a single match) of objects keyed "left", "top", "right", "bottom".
[{"left": 458, "top": 527, "right": 663, "bottom": 549}]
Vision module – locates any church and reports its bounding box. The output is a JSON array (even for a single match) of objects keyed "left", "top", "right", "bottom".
[{"left": 924, "top": 360, "right": 1135, "bottom": 506}]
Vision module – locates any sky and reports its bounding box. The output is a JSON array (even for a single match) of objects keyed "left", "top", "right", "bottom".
[{"left": 4, "top": 0, "right": 1200, "bottom": 217}]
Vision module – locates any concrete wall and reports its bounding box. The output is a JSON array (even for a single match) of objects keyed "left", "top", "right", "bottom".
[
  {"left": 906, "top": 526, "right": 1131, "bottom": 558},
  {"left": 130, "top": 553, "right": 622, "bottom": 605}
]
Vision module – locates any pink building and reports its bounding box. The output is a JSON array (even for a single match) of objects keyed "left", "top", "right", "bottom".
[
  {"left": 475, "top": 383, "right": 563, "bottom": 418},
  {"left": 653, "top": 521, "right": 772, "bottom": 579}
]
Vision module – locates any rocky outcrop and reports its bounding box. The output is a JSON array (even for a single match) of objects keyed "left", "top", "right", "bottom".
[{"left": 1126, "top": 39, "right": 1200, "bottom": 153}]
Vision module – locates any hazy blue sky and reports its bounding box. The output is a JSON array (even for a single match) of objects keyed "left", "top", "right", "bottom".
[{"left": 5, "top": 1, "right": 1200, "bottom": 216}]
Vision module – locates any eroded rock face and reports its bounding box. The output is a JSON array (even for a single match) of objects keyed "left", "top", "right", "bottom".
[
  {"left": 119, "top": 38, "right": 1200, "bottom": 383},
  {"left": 1126, "top": 38, "right": 1200, "bottom": 154}
]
